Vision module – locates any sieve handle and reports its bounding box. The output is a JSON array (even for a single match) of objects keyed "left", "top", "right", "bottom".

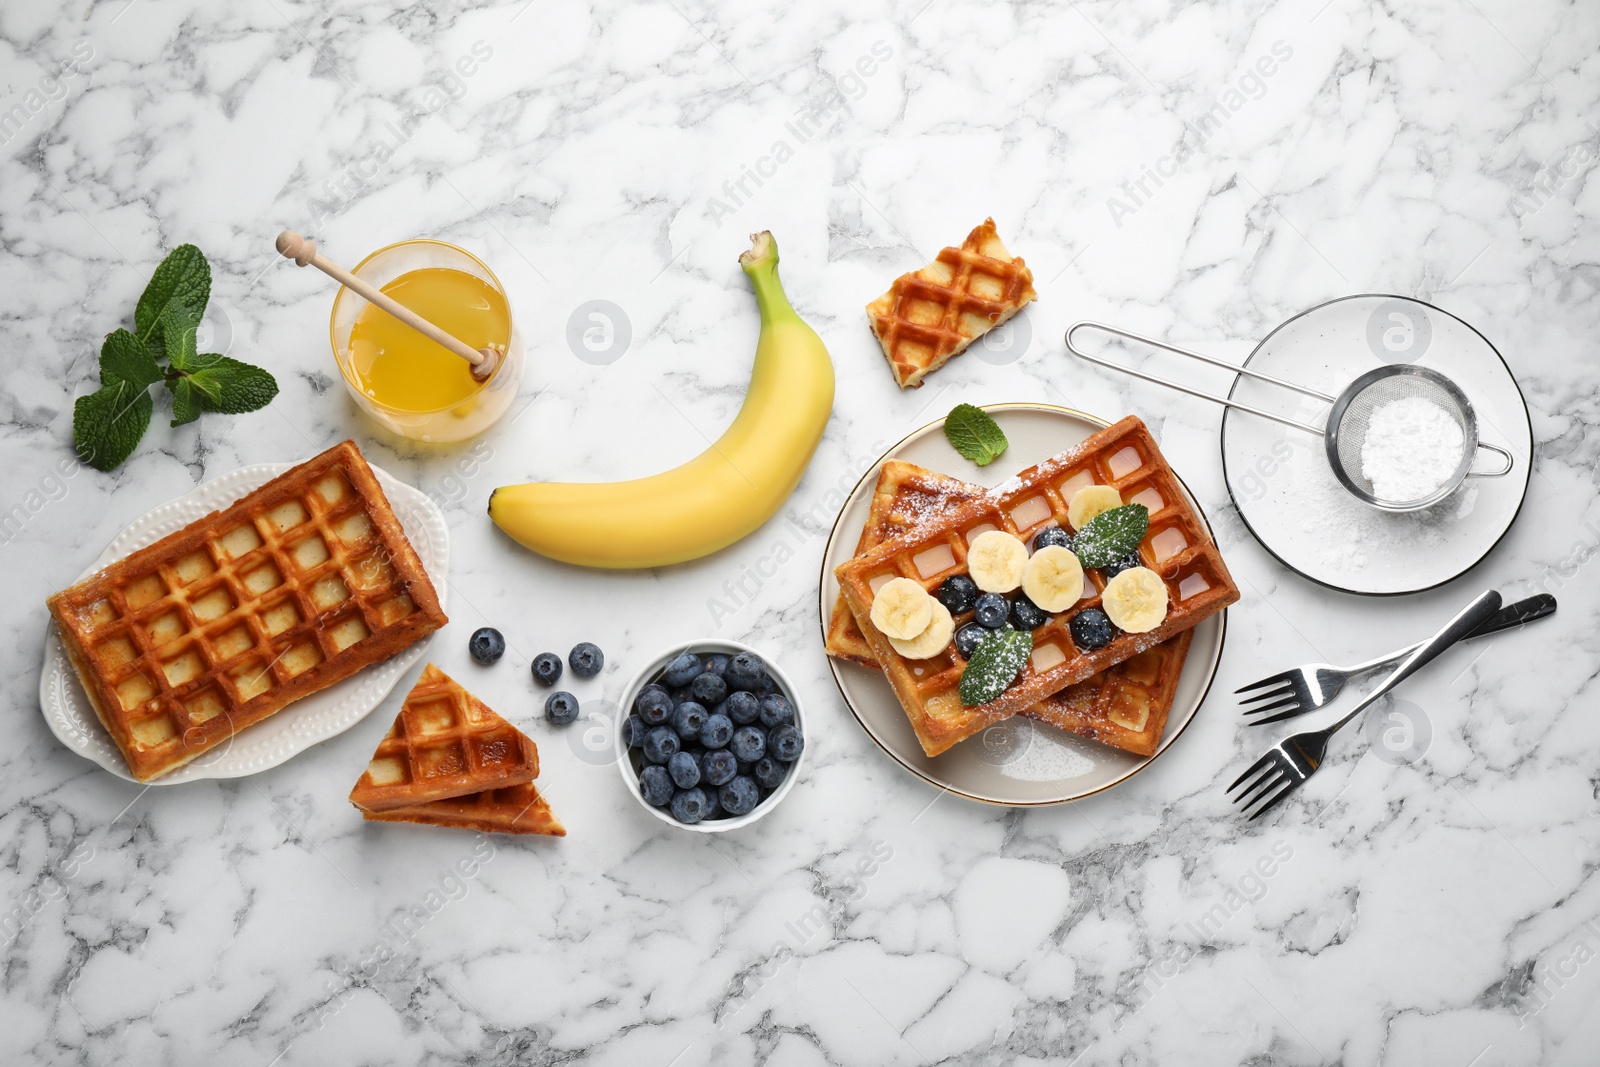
[
  {"left": 1469, "top": 441, "right": 1514, "bottom": 478},
  {"left": 1065, "top": 321, "right": 1331, "bottom": 437}
]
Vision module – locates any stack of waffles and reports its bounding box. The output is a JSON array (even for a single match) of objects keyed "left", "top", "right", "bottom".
[
  {"left": 350, "top": 663, "right": 564, "bottom": 836},
  {"left": 47, "top": 441, "right": 447, "bottom": 782},
  {"left": 828, "top": 416, "right": 1238, "bottom": 758}
]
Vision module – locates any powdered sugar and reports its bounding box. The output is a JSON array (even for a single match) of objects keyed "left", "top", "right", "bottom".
[{"left": 1359, "top": 396, "right": 1465, "bottom": 502}]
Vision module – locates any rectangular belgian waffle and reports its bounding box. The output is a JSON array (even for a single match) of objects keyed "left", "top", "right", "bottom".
[
  {"left": 833, "top": 417, "right": 1238, "bottom": 757},
  {"left": 47, "top": 441, "right": 447, "bottom": 782},
  {"left": 363, "top": 782, "right": 566, "bottom": 836},
  {"left": 865, "top": 218, "right": 1037, "bottom": 389},
  {"left": 825, "top": 459, "right": 1194, "bottom": 757}
]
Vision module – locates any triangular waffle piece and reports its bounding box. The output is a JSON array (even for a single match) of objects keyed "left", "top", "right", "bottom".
[
  {"left": 363, "top": 781, "right": 565, "bottom": 836},
  {"left": 866, "top": 218, "right": 1037, "bottom": 389},
  {"left": 349, "top": 664, "right": 538, "bottom": 812}
]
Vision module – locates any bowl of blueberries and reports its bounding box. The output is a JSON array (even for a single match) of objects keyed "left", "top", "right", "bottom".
[{"left": 616, "top": 641, "right": 805, "bottom": 832}]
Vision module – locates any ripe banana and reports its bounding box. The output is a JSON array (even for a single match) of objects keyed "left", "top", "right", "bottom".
[
  {"left": 871, "top": 577, "right": 934, "bottom": 640},
  {"left": 489, "top": 232, "right": 835, "bottom": 568},
  {"left": 1101, "top": 566, "right": 1168, "bottom": 633},
  {"left": 1022, "top": 545, "right": 1084, "bottom": 612},
  {"left": 966, "top": 530, "right": 1027, "bottom": 593},
  {"left": 889, "top": 600, "right": 955, "bottom": 660},
  {"left": 1067, "top": 485, "right": 1123, "bottom": 531}
]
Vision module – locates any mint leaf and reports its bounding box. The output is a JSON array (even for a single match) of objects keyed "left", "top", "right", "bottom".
[
  {"left": 1072, "top": 504, "right": 1150, "bottom": 568},
  {"left": 944, "top": 403, "right": 1008, "bottom": 466},
  {"left": 164, "top": 352, "right": 278, "bottom": 417},
  {"left": 167, "top": 377, "right": 203, "bottom": 426},
  {"left": 958, "top": 627, "right": 1033, "bottom": 706},
  {"left": 74, "top": 381, "right": 154, "bottom": 471},
  {"left": 135, "top": 244, "right": 210, "bottom": 361},
  {"left": 99, "top": 329, "right": 162, "bottom": 388}
]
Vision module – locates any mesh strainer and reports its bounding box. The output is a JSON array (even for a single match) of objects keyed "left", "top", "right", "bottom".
[{"left": 1065, "top": 322, "right": 1514, "bottom": 512}]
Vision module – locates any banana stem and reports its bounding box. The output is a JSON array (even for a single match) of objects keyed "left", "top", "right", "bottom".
[{"left": 739, "top": 231, "right": 797, "bottom": 325}]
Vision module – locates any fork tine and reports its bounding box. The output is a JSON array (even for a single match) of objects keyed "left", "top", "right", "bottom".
[
  {"left": 1235, "top": 672, "right": 1293, "bottom": 695},
  {"left": 1228, "top": 753, "right": 1279, "bottom": 794},
  {"left": 1247, "top": 778, "right": 1300, "bottom": 820},
  {"left": 1238, "top": 683, "right": 1295, "bottom": 706},
  {"left": 1248, "top": 705, "right": 1316, "bottom": 727},
  {"left": 1234, "top": 763, "right": 1287, "bottom": 808},
  {"left": 1241, "top": 695, "right": 1304, "bottom": 718}
]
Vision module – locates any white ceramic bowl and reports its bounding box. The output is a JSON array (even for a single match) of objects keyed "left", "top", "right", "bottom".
[{"left": 614, "top": 639, "right": 806, "bottom": 833}]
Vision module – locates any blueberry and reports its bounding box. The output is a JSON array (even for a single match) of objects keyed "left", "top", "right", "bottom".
[
  {"left": 544, "top": 691, "right": 579, "bottom": 726},
  {"left": 954, "top": 622, "right": 987, "bottom": 659},
  {"left": 531, "top": 652, "right": 562, "bottom": 687},
  {"left": 721, "top": 690, "right": 760, "bottom": 725},
  {"left": 718, "top": 776, "right": 761, "bottom": 816},
  {"left": 1010, "top": 592, "right": 1050, "bottom": 631},
  {"left": 468, "top": 627, "right": 505, "bottom": 665},
  {"left": 769, "top": 724, "right": 804, "bottom": 762},
  {"left": 672, "top": 700, "right": 708, "bottom": 742},
  {"left": 636, "top": 684, "right": 673, "bottom": 725},
  {"left": 668, "top": 750, "right": 701, "bottom": 789},
  {"left": 670, "top": 787, "right": 711, "bottom": 824},
  {"left": 701, "top": 749, "right": 738, "bottom": 787},
  {"left": 689, "top": 672, "right": 728, "bottom": 706},
  {"left": 726, "top": 652, "right": 766, "bottom": 691},
  {"left": 736, "top": 759, "right": 755, "bottom": 778},
  {"left": 622, "top": 715, "right": 648, "bottom": 749},
  {"left": 752, "top": 757, "right": 787, "bottom": 790},
  {"left": 1100, "top": 550, "right": 1143, "bottom": 579},
  {"left": 1033, "top": 525, "right": 1073, "bottom": 552},
  {"left": 643, "top": 726, "right": 680, "bottom": 763},
  {"left": 699, "top": 712, "right": 734, "bottom": 750},
  {"left": 569, "top": 642, "right": 604, "bottom": 678},
  {"left": 639, "top": 764, "right": 673, "bottom": 806},
  {"left": 703, "top": 654, "right": 731, "bottom": 678},
  {"left": 662, "top": 652, "right": 704, "bottom": 688},
  {"left": 974, "top": 592, "right": 1010, "bottom": 629},
  {"left": 937, "top": 575, "right": 978, "bottom": 615},
  {"left": 730, "top": 725, "right": 767, "bottom": 763},
  {"left": 758, "top": 693, "right": 794, "bottom": 728},
  {"left": 755, "top": 671, "right": 779, "bottom": 696},
  {"left": 1070, "top": 607, "right": 1114, "bottom": 651}
]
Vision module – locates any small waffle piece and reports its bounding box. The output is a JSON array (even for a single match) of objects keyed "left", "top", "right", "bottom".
[
  {"left": 349, "top": 664, "right": 539, "bottom": 812},
  {"left": 865, "top": 218, "right": 1037, "bottom": 389},
  {"left": 363, "top": 781, "right": 566, "bottom": 836},
  {"left": 833, "top": 417, "right": 1238, "bottom": 757},
  {"left": 826, "top": 459, "right": 1193, "bottom": 757},
  {"left": 47, "top": 440, "right": 447, "bottom": 782}
]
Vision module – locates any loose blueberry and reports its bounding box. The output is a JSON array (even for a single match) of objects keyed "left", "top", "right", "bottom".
[
  {"left": 622, "top": 715, "right": 647, "bottom": 749},
  {"left": 1100, "top": 550, "right": 1143, "bottom": 579},
  {"left": 699, "top": 712, "right": 734, "bottom": 750},
  {"left": 703, "top": 654, "right": 731, "bottom": 678},
  {"left": 770, "top": 724, "right": 804, "bottom": 762},
  {"left": 643, "top": 726, "right": 680, "bottom": 764},
  {"left": 757, "top": 693, "right": 794, "bottom": 728},
  {"left": 672, "top": 700, "right": 708, "bottom": 742},
  {"left": 1010, "top": 592, "right": 1050, "bottom": 631},
  {"left": 718, "top": 776, "right": 761, "bottom": 816},
  {"left": 937, "top": 574, "right": 979, "bottom": 615},
  {"left": 730, "top": 725, "right": 767, "bottom": 763},
  {"left": 662, "top": 652, "right": 704, "bottom": 688},
  {"left": 569, "top": 642, "right": 604, "bottom": 678},
  {"left": 974, "top": 592, "right": 1010, "bottom": 629},
  {"left": 670, "top": 787, "right": 711, "bottom": 824},
  {"left": 701, "top": 749, "right": 738, "bottom": 787},
  {"left": 668, "top": 750, "right": 701, "bottom": 789},
  {"left": 726, "top": 652, "right": 766, "bottom": 691},
  {"left": 531, "top": 652, "right": 562, "bottom": 687},
  {"left": 468, "top": 627, "right": 505, "bottom": 665},
  {"left": 544, "top": 691, "right": 579, "bottom": 726},
  {"left": 639, "top": 764, "right": 673, "bottom": 806},
  {"left": 688, "top": 672, "right": 728, "bottom": 706},
  {"left": 752, "top": 757, "right": 787, "bottom": 790},
  {"left": 636, "top": 684, "right": 673, "bottom": 725},
  {"left": 1032, "top": 525, "right": 1073, "bottom": 552},
  {"left": 1070, "top": 607, "right": 1115, "bottom": 651},
  {"left": 721, "top": 690, "right": 760, "bottom": 725},
  {"left": 954, "top": 622, "right": 987, "bottom": 659}
]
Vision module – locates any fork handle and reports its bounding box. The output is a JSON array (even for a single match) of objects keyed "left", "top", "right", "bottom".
[
  {"left": 1342, "top": 594, "right": 1557, "bottom": 676},
  {"left": 1330, "top": 590, "right": 1503, "bottom": 734}
]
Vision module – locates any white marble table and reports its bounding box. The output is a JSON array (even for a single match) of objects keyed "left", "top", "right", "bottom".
[{"left": 3, "top": 0, "right": 1598, "bottom": 1063}]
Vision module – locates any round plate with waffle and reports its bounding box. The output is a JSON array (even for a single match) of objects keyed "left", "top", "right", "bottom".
[{"left": 820, "top": 404, "right": 1235, "bottom": 806}]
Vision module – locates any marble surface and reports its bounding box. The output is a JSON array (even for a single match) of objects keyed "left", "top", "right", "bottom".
[{"left": 2, "top": 0, "right": 1598, "bottom": 1063}]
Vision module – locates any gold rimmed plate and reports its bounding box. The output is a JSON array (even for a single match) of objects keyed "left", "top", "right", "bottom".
[{"left": 817, "top": 403, "right": 1228, "bottom": 806}]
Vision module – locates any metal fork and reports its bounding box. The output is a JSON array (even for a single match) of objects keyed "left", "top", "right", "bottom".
[
  {"left": 1228, "top": 590, "right": 1503, "bottom": 820},
  {"left": 1237, "top": 594, "right": 1555, "bottom": 725}
]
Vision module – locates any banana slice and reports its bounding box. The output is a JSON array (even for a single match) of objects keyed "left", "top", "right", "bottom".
[
  {"left": 1022, "top": 545, "right": 1085, "bottom": 612},
  {"left": 966, "top": 530, "right": 1028, "bottom": 593},
  {"left": 870, "top": 577, "right": 935, "bottom": 640},
  {"left": 1101, "top": 566, "right": 1168, "bottom": 633},
  {"left": 888, "top": 600, "right": 955, "bottom": 659},
  {"left": 1068, "top": 485, "right": 1124, "bottom": 531}
]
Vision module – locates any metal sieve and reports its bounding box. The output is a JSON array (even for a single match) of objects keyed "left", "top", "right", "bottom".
[{"left": 1065, "top": 322, "right": 1514, "bottom": 512}]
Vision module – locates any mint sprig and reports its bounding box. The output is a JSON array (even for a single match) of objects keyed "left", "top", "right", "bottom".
[
  {"left": 958, "top": 626, "right": 1034, "bottom": 706},
  {"left": 74, "top": 245, "right": 278, "bottom": 470},
  {"left": 944, "top": 403, "right": 1008, "bottom": 466},
  {"left": 1072, "top": 503, "right": 1150, "bottom": 568}
]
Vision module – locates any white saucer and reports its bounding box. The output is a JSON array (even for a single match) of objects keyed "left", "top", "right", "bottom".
[
  {"left": 818, "top": 403, "right": 1227, "bottom": 807},
  {"left": 1220, "top": 295, "right": 1532, "bottom": 596},
  {"left": 39, "top": 461, "right": 449, "bottom": 784}
]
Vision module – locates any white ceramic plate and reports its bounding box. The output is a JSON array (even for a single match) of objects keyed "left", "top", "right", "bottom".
[
  {"left": 1221, "top": 295, "right": 1533, "bottom": 595},
  {"left": 39, "top": 461, "right": 449, "bottom": 784},
  {"left": 818, "top": 404, "right": 1227, "bottom": 806}
]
